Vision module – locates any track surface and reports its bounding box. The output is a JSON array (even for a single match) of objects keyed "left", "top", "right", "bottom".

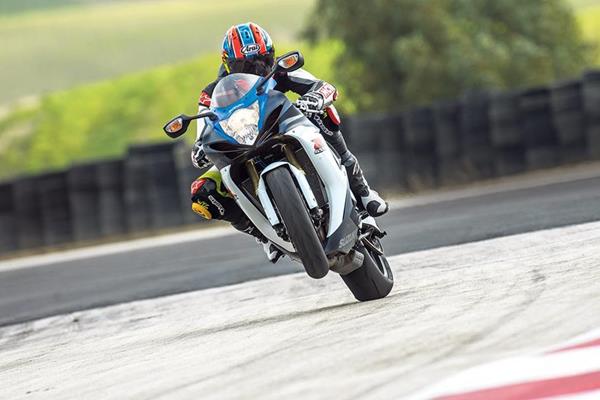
[
  {"left": 1, "top": 222, "right": 599, "bottom": 399},
  {"left": 1, "top": 174, "right": 600, "bottom": 326}
]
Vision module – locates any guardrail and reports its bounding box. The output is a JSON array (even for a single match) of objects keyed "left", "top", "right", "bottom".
[{"left": 1, "top": 69, "right": 599, "bottom": 255}]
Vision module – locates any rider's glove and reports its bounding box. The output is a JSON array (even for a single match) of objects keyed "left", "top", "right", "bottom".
[
  {"left": 295, "top": 92, "right": 326, "bottom": 114},
  {"left": 191, "top": 142, "right": 210, "bottom": 169},
  {"left": 295, "top": 82, "right": 338, "bottom": 114}
]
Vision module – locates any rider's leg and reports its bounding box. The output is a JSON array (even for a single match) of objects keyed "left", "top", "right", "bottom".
[
  {"left": 307, "top": 106, "right": 388, "bottom": 217},
  {"left": 190, "top": 166, "right": 283, "bottom": 262}
]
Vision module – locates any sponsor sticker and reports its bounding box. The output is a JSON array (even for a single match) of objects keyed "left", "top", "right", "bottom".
[
  {"left": 339, "top": 232, "right": 355, "bottom": 248},
  {"left": 241, "top": 43, "right": 261, "bottom": 55},
  {"left": 317, "top": 84, "right": 336, "bottom": 99},
  {"left": 208, "top": 195, "right": 226, "bottom": 216},
  {"left": 312, "top": 137, "right": 325, "bottom": 154}
]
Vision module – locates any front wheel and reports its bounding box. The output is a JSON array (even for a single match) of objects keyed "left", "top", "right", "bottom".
[
  {"left": 265, "top": 167, "right": 329, "bottom": 279},
  {"left": 341, "top": 238, "right": 393, "bottom": 301}
]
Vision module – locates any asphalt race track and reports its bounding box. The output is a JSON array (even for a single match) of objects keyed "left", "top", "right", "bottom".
[
  {"left": 1, "top": 167, "right": 600, "bottom": 399},
  {"left": 1, "top": 170, "right": 600, "bottom": 327},
  {"left": 1, "top": 221, "right": 599, "bottom": 399}
]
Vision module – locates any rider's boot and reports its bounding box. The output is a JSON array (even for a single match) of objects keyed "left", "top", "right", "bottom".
[
  {"left": 256, "top": 238, "right": 284, "bottom": 263},
  {"left": 309, "top": 110, "right": 389, "bottom": 217},
  {"left": 341, "top": 152, "right": 389, "bottom": 217},
  {"left": 232, "top": 218, "right": 284, "bottom": 263}
]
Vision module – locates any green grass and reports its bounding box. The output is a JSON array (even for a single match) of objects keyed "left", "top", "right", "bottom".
[
  {"left": 0, "top": 0, "right": 315, "bottom": 104},
  {"left": 0, "top": 0, "right": 131, "bottom": 14},
  {"left": 0, "top": 41, "right": 343, "bottom": 179},
  {"left": 577, "top": 5, "right": 600, "bottom": 64}
]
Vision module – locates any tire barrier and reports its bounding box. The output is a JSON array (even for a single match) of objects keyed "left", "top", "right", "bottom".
[
  {"left": 123, "top": 145, "right": 153, "bottom": 233},
  {"left": 520, "top": 87, "right": 560, "bottom": 170},
  {"left": 1, "top": 69, "right": 599, "bottom": 255},
  {"left": 97, "top": 159, "right": 126, "bottom": 237},
  {"left": 347, "top": 112, "right": 406, "bottom": 190},
  {"left": 583, "top": 70, "right": 600, "bottom": 159},
  {"left": 433, "top": 100, "right": 467, "bottom": 185},
  {"left": 460, "top": 92, "right": 495, "bottom": 180},
  {"left": 145, "top": 142, "right": 185, "bottom": 230},
  {"left": 124, "top": 142, "right": 185, "bottom": 232},
  {"left": 376, "top": 113, "right": 406, "bottom": 190},
  {"left": 0, "top": 183, "right": 17, "bottom": 253},
  {"left": 67, "top": 163, "right": 101, "bottom": 242},
  {"left": 39, "top": 171, "right": 73, "bottom": 246},
  {"left": 346, "top": 115, "right": 382, "bottom": 187},
  {"left": 11, "top": 177, "right": 44, "bottom": 250},
  {"left": 490, "top": 91, "right": 526, "bottom": 176},
  {"left": 403, "top": 106, "right": 437, "bottom": 190},
  {"left": 551, "top": 80, "right": 586, "bottom": 163}
]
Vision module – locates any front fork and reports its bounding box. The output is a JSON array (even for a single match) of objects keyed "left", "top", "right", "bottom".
[
  {"left": 248, "top": 144, "right": 324, "bottom": 242},
  {"left": 245, "top": 144, "right": 303, "bottom": 193}
]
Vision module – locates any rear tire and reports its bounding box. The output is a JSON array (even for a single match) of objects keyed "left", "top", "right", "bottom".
[
  {"left": 265, "top": 167, "right": 329, "bottom": 279},
  {"left": 342, "top": 240, "right": 393, "bottom": 301}
]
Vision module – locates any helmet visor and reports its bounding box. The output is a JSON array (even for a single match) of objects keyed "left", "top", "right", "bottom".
[{"left": 226, "top": 53, "right": 274, "bottom": 76}]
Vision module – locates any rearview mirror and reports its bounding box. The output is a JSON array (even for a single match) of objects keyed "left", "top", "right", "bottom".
[
  {"left": 163, "top": 111, "right": 218, "bottom": 139},
  {"left": 276, "top": 51, "right": 304, "bottom": 72},
  {"left": 163, "top": 115, "right": 189, "bottom": 138}
]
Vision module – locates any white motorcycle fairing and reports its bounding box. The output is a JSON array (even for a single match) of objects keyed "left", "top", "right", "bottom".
[{"left": 220, "top": 124, "right": 360, "bottom": 257}]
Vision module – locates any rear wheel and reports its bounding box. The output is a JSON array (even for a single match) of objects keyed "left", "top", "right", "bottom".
[
  {"left": 265, "top": 167, "right": 329, "bottom": 279},
  {"left": 341, "top": 238, "right": 393, "bottom": 301}
]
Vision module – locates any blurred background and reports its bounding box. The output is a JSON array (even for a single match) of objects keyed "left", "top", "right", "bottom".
[{"left": 1, "top": 0, "right": 600, "bottom": 255}]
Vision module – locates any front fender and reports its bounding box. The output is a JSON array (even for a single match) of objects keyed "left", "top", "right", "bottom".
[
  {"left": 257, "top": 162, "right": 319, "bottom": 227},
  {"left": 220, "top": 165, "right": 295, "bottom": 253}
]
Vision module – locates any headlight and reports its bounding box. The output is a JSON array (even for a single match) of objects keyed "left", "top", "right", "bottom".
[{"left": 220, "top": 101, "right": 260, "bottom": 145}]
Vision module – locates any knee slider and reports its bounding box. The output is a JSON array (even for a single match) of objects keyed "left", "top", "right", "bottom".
[
  {"left": 190, "top": 177, "right": 234, "bottom": 221},
  {"left": 191, "top": 178, "right": 215, "bottom": 220}
]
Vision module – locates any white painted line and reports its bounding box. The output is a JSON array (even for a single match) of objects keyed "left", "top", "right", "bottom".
[
  {"left": 411, "top": 348, "right": 600, "bottom": 399},
  {"left": 388, "top": 162, "right": 600, "bottom": 209},
  {"left": 409, "top": 328, "right": 600, "bottom": 400},
  {"left": 0, "top": 225, "right": 237, "bottom": 272}
]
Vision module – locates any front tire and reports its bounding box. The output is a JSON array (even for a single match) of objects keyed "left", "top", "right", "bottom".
[
  {"left": 265, "top": 167, "right": 329, "bottom": 279},
  {"left": 341, "top": 239, "right": 393, "bottom": 301}
]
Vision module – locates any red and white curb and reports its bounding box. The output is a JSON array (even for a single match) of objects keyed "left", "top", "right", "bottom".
[{"left": 410, "top": 329, "right": 600, "bottom": 400}]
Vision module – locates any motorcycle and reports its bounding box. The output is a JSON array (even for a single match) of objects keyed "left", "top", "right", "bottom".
[{"left": 163, "top": 51, "right": 393, "bottom": 301}]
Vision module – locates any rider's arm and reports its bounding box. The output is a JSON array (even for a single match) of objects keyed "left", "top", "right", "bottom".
[
  {"left": 196, "top": 91, "right": 212, "bottom": 141},
  {"left": 192, "top": 65, "right": 228, "bottom": 169},
  {"left": 277, "top": 68, "right": 338, "bottom": 114},
  {"left": 191, "top": 89, "right": 214, "bottom": 169}
]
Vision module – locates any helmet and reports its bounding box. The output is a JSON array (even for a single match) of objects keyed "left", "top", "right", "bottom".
[{"left": 221, "top": 22, "right": 275, "bottom": 76}]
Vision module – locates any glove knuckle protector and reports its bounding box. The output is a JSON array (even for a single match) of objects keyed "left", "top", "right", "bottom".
[{"left": 295, "top": 81, "right": 337, "bottom": 114}]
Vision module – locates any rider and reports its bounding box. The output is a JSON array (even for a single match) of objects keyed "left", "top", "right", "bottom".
[{"left": 190, "top": 22, "right": 388, "bottom": 262}]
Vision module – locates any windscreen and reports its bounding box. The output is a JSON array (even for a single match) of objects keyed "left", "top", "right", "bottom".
[{"left": 211, "top": 73, "right": 261, "bottom": 108}]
